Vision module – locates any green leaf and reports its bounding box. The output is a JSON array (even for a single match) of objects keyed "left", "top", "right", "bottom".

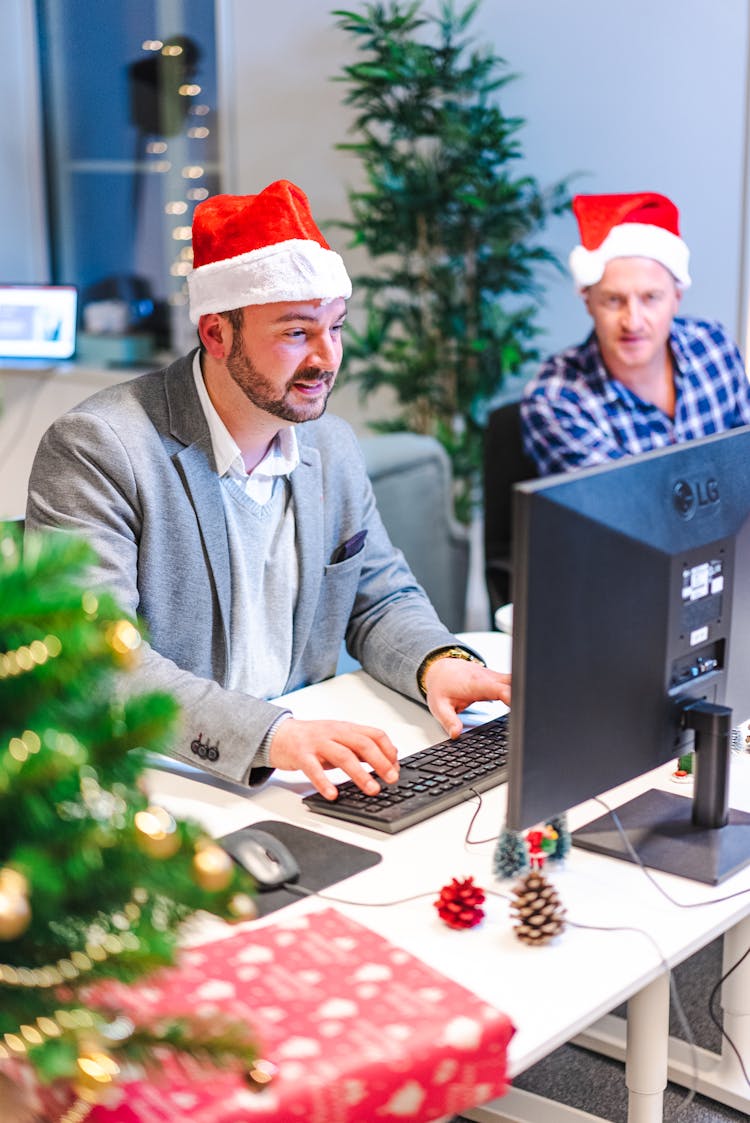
[{"left": 331, "top": 0, "right": 572, "bottom": 520}]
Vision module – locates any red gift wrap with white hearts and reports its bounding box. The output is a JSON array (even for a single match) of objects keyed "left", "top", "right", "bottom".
[{"left": 87, "top": 907, "right": 515, "bottom": 1123}]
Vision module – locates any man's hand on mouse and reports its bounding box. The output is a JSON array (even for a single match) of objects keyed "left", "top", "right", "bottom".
[
  {"left": 424, "top": 659, "right": 512, "bottom": 739},
  {"left": 267, "top": 718, "right": 399, "bottom": 801}
]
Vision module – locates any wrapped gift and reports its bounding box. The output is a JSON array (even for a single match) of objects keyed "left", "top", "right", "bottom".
[{"left": 89, "top": 907, "right": 515, "bottom": 1123}]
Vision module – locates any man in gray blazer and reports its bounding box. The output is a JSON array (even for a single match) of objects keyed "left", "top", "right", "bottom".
[{"left": 26, "top": 180, "right": 511, "bottom": 799}]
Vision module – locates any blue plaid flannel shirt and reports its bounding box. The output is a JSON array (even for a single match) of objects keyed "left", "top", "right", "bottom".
[{"left": 521, "top": 317, "right": 750, "bottom": 476}]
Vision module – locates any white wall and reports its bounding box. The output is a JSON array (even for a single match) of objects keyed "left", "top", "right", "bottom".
[
  {"left": 218, "top": 0, "right": 358, "bottom": 239},
  {"left": 220, "top": 0, "right": 750, "bottom": 372},
  {"left": 217, "top": 0, "right": 385, "bottom": 429},
  {"left": 5, "top": 1, "right": 749, "bottom": 345},
  {"left": 5, "top": 0, "right": 749, "bottom": 360},
  {"left": 0, "top": 0, "right": 49, "bottom": 282},
  {"left": 472, "top": 0, "right": 750, "bottom": 358},
  {"left": 3, "top": 0, "right": 748, "bottom": 627},
  {"left": 2, "top": 0, "right": 749, "bottom": 446}
]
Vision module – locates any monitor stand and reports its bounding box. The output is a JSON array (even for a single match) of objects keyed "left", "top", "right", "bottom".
[{"left": 572, "top": 701, "right": 750, "bottom": 885}]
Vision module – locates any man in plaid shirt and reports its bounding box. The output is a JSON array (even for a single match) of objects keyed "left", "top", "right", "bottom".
[{"left": 521, "top": 192, "right": 750, "bottom": 476}]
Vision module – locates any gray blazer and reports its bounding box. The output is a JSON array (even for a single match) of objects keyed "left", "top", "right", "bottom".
[{"left": 26, "top": 353, "right": 458, "bottom": 784}]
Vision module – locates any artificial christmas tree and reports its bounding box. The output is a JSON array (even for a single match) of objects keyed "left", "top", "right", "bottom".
[
  {"left": 492, "top": 826, "right": 530, "bottom": 880},
  {"left": 0, "top": 523, "right": 258, "bottom": 1120}
]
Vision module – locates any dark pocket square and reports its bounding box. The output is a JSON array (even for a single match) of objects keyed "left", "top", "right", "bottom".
[{"left": 330, "top": 529, "right": 368, "bottom": 564}]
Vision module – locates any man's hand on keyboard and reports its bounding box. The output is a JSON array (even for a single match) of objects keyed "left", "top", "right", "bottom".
[
  {"left": 424, "top": 660, "right": 512, "bottom": 739},
  {"left": 268, "top": 718, "right": 400, "bottom": 801}
]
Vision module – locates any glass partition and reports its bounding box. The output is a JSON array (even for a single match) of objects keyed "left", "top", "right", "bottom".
[{"left": 36, "top": 0, "right": 219, "bottom": 358}]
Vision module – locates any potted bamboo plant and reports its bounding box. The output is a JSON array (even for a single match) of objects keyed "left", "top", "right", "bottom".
[{"left": 333, "top": 0, "right": 571, "bottom": 520}]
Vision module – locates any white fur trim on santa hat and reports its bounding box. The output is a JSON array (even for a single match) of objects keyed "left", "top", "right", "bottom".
[
  {"left": 187, "top": 238, "right": 352, "bottom": 323},
  {"left": 569, "top": 222, "right": 691, "bottom": 291}
]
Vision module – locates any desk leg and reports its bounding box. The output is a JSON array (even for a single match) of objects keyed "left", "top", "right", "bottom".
[
  {"left": 714, "top": 912, "right": 750, "bottom": 1094},
  {"left": 624, "top": 971, "right": 669, "bottom": 1123},
  {"left": 574, "top": 917, "right": 750, "bottom": 1113},
  {"left": 461, "top": 974, "right": 669, "bottom": 1123}
]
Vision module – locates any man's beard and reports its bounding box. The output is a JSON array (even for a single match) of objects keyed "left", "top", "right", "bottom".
[{"left": 226, "top": 334, "right": 335, "bottom": 423}]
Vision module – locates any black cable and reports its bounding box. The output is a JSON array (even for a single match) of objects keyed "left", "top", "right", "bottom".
[
  {"left": 483, "top": 884, "right": 701, "bottom": 1119},
  {"left": 707, "top": 941, "right": 750, "bottom": 1088},
  {"left": 282, "top": 882, "right": 442, "bottom": 908},
  {"left": 281, "top": 791, "right": 750, "bottom": 1115},
  {"left": 279, "top": 875, "right": 701, "bottom": 1118},
  {"left": 281, "top": 790, "right": 492, "bottom": 905},
  {"left": 462, "top": 786, "right": 501, "bottom": 846},
  {"left": 594, "top": 795, "right": 750, "bottom": 1097},
  {"left": 593, "top": 796, "right": 750, "bottom": 910}
]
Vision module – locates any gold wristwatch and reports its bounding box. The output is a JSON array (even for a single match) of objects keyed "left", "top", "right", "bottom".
[{"left": 417, "top": 645, "right": 485, "bottom": 698}]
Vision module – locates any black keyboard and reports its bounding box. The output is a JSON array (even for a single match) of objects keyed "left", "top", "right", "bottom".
[{"left": 302, "top": 715, "right": 510, "bottom": 834}]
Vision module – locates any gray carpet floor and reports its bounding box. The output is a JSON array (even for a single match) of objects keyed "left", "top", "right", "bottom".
[{"left": 455, "top": 938, "right": 749, "bottom": 1122}]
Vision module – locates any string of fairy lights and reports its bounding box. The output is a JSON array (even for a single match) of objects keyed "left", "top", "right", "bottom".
[{"left": 139, "top": 37, "right": 214, "bottom": 322}]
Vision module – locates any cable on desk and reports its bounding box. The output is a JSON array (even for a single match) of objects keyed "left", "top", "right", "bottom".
[
  {"left": 594, "top": 797, "right": 750, "bottom": 911},
  {"left": 280, "top": 789, "right": 494, "bottom": 905},
  {"left": 568, "top": 917, "right": 699, "bottom": 1119},
  {"left": 472, "top": 792, "right": 750, "bottom": 1107},
  {"left": 277, "top": 822, "right": 706, "bottom": 1119},
  {"left": 462, "top": 787, "right": 503, "bottom": 847},
  {"left": 486, "top": 882, "right": 701, "bottom": 1120},
  {"left": 281, "top": 882, "right": 442, "bottom": 908},
  {"left": 595, "top": 795, "right": 750, "bottom": 1098}
]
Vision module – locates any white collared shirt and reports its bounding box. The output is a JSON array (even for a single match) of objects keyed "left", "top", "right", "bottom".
[{"left": 191, "top": 351, "right": 299, "bottom": 504}]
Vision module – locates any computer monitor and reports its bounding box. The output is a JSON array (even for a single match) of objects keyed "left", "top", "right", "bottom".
[
  {"left": 505, "top": 424, "right": 750, "bottom": 885},
  {"left": 0, "top": 284, "right": 78, "bottom": 362}
]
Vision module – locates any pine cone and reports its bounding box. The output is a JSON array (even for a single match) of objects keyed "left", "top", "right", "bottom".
[
  {"left": 434, "top": 876, "right": 485, "bottom": 929},
  {"left": 509, "top": 870, "right": 566, "bottom": 945}
]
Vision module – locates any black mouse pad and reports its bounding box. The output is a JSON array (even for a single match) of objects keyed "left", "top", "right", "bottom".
[{"left": 219, "top": 819, "right": 382, "bottom": 917}]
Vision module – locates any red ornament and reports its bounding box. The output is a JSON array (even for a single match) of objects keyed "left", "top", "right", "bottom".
[{"left": 434, "top": 876, "right": 485, "bottom": 930}]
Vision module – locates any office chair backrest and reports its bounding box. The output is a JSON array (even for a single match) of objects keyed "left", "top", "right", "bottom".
[
  {"left": 483, "top": 400, "right": 538, "bottom": 618},
  {"left": 360, "top": 432, "right": 470, "bottom": 633}
]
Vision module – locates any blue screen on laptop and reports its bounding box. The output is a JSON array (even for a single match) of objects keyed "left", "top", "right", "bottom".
[{"left": 0, "top": 284, "right": 77, "bottom": 361}]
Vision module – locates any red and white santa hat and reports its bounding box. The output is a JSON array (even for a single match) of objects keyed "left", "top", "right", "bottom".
[
  {"left": 187, "top": 179, "right": 352, "bottom": 324},
  {"left": 568, "top": 192, "right": 691, "bottom": 290}
]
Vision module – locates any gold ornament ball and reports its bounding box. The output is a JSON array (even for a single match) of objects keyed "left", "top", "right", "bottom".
[
  {"left": 0, "top": 885, "right": 31, "bottom": 941},
  {"left": 134, "top": 806, "right": 181, "bottom": 859},
  {"left": 228, "top": 892, "right": 258, "bottom": 922},
  {"left": 192, "top": 844, "right": 234, "bottom": 892},
  {"left": 0, "top": 867, "right": 29, "bottom": 898}
]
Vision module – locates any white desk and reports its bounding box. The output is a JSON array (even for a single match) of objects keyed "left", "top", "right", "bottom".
[{"left": 144, "top": 632, "right": 750, "bottom": 1123}]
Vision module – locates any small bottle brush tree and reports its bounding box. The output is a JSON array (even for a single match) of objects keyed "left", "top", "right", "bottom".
[
  {"left": 0, "top": 525, "right": 258, "bottom": 1119},
  {"left": 333, "top": 0, "right": 571, "bottom": 521}
]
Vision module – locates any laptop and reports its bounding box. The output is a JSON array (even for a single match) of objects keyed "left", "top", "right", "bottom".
[{"left": 0, "top": 284, "right": 78, "bottom": 366}]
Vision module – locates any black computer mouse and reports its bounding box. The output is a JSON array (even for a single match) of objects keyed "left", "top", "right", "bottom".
[{"left": 223, "top": 827, "right": 300, "bottom": 890}]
